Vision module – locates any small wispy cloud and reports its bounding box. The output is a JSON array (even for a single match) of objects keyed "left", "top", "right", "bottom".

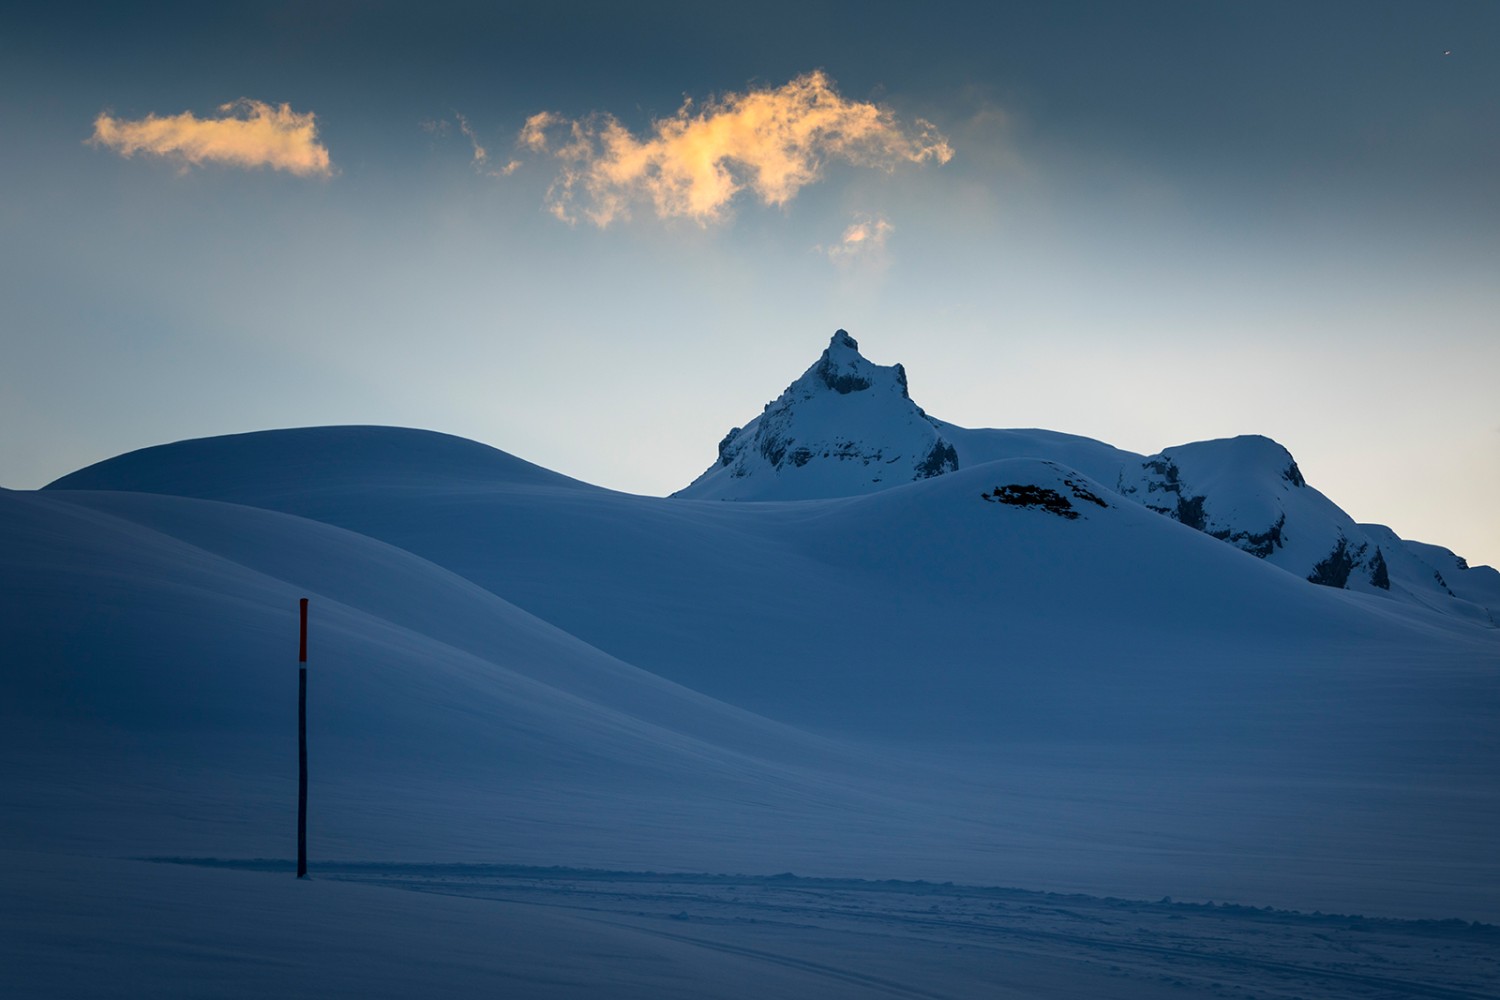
[
  {"left": 821, "top": 214, "right": 895, "bottom": 262},
  {"left": 458, "top": 113, "right": 521, "bottom": 174},
  {"left": 91, "top": 99, "right": 333, "bottom": 177},
  {"left": 455, "top": 113, "right": 489, "bottom": 168},
  {"left": 522, "top": 71, "right": 952, "bottom": 226},
  {"left": 427, "top": 113, "right": 520, "bottom": 176}
]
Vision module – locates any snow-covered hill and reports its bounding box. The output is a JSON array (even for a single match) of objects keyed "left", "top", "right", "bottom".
[
  {"left": 47, "top": 424, "right": 600, "bottom": 500},
  {"left": 1117, "top": 435, "right": 1500, "bottom": 626},
  {"left": 677, "top": 331, "right": 1499, "bottom": 623},
  {"left": 11, "top": 418, "right": 1496, "bottom": 920},
  {"left": 0, "top": 484, "right": 885, "bottom": 869}
]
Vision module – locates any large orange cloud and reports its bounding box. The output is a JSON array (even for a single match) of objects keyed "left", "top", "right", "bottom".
[
  {"left": 523, "top": 71, "right": 952, "bottom": 225},
  {"left": 91, "top": 99, "right": 333, "bottom": 177}
]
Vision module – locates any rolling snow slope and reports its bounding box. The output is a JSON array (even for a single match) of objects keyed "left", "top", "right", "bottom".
[
  {"left": 1, "top": 483, "right": 918, "bottom": 871},
  {"left": 20, "top": 419, "right": 1500, "bottom": 919}
]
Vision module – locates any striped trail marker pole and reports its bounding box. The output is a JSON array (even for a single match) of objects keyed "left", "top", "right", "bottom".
[{"left": 297, "top": 597, "right": 309, "bottom": 879}]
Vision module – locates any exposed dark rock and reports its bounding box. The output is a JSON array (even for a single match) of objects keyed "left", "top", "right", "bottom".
[
  {"left": 982, "top": 484, "right": 1080, "bottom": 519},
  {"left": 1063, "top": 478, "right": 1109, "bottom": 509},
  {"left": 1209, "top": 514, "right": 1286, "bottom": 559},
  {"left": 814, "top": 334, "right": 874, "bottom": 394},
  {"left": 1283, "top": 462, "right": 1306, "bottom": 487},
  {"left": 1142, "top": 458, "right": 1182, "bottom": 491},
  {"left": 916, "top": 441, "right": 959, "bottom": 479},
  {"left": 815, "top": 360, "right": 873, "bottom": 394},
  {"left": 1369, "top": 548, "right": 1390, "bottom": 590},
  {"left": 1308, "top": 537, "right": 1368, "bottom": 589},
  {"left": 758, "top": 432, "right": 789, "bottom": 467},
  {"left": 1134, "top": 458, "right": 1209, "bottom": 527},
  {"left": 893, "top": 363, "right": 911, "bottom": 400},
  {"left": 1175, "top": 494, "right": 1209, "bottom": 532},
  {"left": 716, "top": 429, "right": 740, "bottom": 467}
]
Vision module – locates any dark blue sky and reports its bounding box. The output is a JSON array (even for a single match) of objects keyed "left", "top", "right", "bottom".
[
  {"left": 16, "top": 1, "right": 1494, "bottom": 193},
  {"left": 3, "top": 1, "right": 1497, "bottom": 565}
]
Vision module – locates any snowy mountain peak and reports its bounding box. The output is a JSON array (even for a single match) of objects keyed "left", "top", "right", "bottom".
[
  {"left": 813, "top": 329, "right": 909, "bottom": 398},
  {"left": 827, "top": 327, "right": 859, "bottom": 355},
  {"left": 673, "top": 330, "right": 955, "bottom": 500}
]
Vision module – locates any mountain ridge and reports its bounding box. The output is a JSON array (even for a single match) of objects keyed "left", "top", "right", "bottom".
[{"left": 673, "top": 331, "right": 1498, "bottom": 622}]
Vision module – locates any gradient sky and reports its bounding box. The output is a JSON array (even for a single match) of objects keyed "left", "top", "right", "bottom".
[{"left": 4, "top": 1, "right": 1498, "bottom": 568}]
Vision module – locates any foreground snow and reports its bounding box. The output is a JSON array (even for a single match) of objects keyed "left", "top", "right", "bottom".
[{"left": 5, "top": 853, "right": 1495, "bottom": 999}]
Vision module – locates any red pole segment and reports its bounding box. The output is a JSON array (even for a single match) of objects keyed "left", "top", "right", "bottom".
[{"left": 297, "top": 598, "right": 308, "bottom": 879}]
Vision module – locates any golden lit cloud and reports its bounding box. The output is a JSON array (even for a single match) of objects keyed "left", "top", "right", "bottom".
[
  {"left": 522, "top": 71, "right": 952, "bottom": 226},
  {"left": 519, "top": 111, "right": 560, "bottom": 152},
  {"left": 91, "top": 99, "right": 333, "bottom": 177},
  {"left": 822, "top": 214, "right": 895, "bottom": 261}
]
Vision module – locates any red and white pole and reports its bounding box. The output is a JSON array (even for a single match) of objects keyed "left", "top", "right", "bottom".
[{"left": 297, "top": 597, "right": 308, "bottom": 879}]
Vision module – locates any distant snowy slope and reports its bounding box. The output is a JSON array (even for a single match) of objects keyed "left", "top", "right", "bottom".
[
  {"left": 47, "top": 425, "right": 598, "bottom": 502},
  {"left": 1116, "top": 436, "right": 1498, "bottom": 624},
  {"left": 937, "top": 422, "right": 1142, "bottom": 486},
  {"left": 1389, "top": 531, "right": 1500, "bottom": 623}
]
